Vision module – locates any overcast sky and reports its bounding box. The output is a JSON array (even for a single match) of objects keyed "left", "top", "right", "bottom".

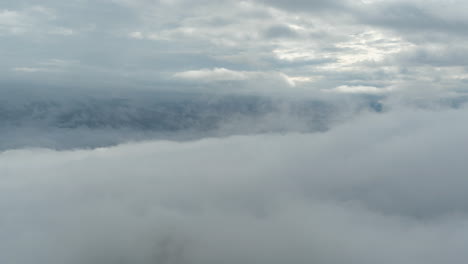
[{"left": 2, "top": 0, "right": 468, "bottom": 94}]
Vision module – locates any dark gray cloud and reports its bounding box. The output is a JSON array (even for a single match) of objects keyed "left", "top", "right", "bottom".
[
  {"left": 390, "top": 46, "right": 468, "bottom": 67},
  {"left": 354, "top": 1, "right": 468, "bottom": 35}
]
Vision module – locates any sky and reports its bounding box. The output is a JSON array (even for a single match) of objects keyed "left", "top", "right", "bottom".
[
  {"left": 2, "top": 1, "right": 468, "bottom": 264},
  {"left": 1, "top": 0, "right": 468, "bottom": 94}
]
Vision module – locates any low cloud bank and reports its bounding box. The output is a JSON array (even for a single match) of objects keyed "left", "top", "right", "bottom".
[
  {"left": 2, "top": 106, "right": 468, "bottom": 264},
  {"left": 0, "top": 89, "right": 384, "bottom": 150}
]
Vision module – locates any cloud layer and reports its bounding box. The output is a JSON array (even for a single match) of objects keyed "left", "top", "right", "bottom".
[
  {"left": 2, "top": 1, "right": 468, "bottom": 263},
  {"left": 1, "top": 0, "right": 468, "bottom": 94},
  {"left": 0, "top": 86, "right": 388, "bottom": 150},
  {"left": 2, "top": 106, "right": 468, "bottom": 264}
]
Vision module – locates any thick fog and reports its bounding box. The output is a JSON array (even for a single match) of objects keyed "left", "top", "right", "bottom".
[{"left": 2, "top": 96, "right": 468, "bottom": 263}]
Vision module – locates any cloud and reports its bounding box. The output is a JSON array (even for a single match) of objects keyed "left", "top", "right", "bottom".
[
  {"left": 256, "top": 0, "right": 347, "bottom": 12},
  {"left": 391, "top": 45, "right": 468, "bottom": 67},
  {"left": 0, "top": 9, "right": 33, "bottom": 35},
  {"left": 129, "top": 31, "right": 144, "bottom": 39},
  {"left": 1, "top": 0, "right": 468, "bottom": 94},
  {"left": 0, "top": 88, "right": 389, "bottom": 151},
  {"left": 326, "top": 85, "right": 393, "bottom": 94},
  {"left": 262, "top": 24, "right": 299, "bottom": 39},
  {"left": 2, "top": 1, "right": 468, "bottom": 263},
  {"left": 173, "top": 68, "right": 297, "bottom": 88},
  {"left": 354, "top": 0, "right": 468, "bottom": 36},
  {"left": 174, "top": 68, "right": 250, "bottom": 81},
  {"left": 3, "top": 106, "right": 468, "bottom": 263},
  {"left": 0, "top": 6, "right": 71, "bottom": 36},
  {"left": 11, "top": 59, "right": 78, "bottom": 74},
  {"left": 12, "top": 67, "right": 48, "bottom": 73}
]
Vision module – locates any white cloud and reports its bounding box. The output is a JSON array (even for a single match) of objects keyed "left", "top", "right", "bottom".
[
  {"left": 0, "top": 9, "right": 29, "bottom": 34},
  {"left": 326, "top": 85, "right": 393, "bottom": 94},
  {"left": 3, "top": 107, "right": 468, "bottom": 263},
  {"left": 174, "top": 68, "right": 250, "bottom": 81},
  {"left": 129, "top": 31, "right": 144, "bottom": 39},
  {"left": 173, "top": 68, "right": 297, "bottom": 88},
  {"left": 12, "top": 59, "right": 78, "bottom": 74},
  {"left": 0, "top": 6, "right": 60, "bottom": 35},
  {"left": 12, "top": 67, "right": 49, "bottom": 73},
  {"left": 49, "top": 27, "right": 74, "bottom": 36},
  {"left": 0, "top": 9, "right": 21, "bottom": 25}
]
